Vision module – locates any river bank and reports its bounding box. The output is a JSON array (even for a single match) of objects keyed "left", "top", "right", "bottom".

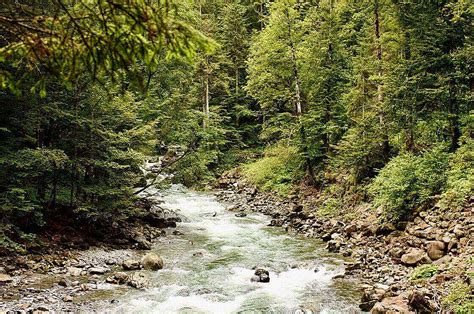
[
  {"left": 1, "top": 185, "right": 363, "bottom": 313},
  {"left": 1, "top": 173, "right": 471, "bottom": 313},
  {"left": 215, "top": 171, "right": 473, "bottom": 313}
]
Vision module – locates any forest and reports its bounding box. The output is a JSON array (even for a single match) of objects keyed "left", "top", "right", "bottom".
[{"left": 0, "top": 0, "right": 473, "bottom": 313}]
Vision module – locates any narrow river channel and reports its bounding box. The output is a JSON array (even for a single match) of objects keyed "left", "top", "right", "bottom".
[{"left": 111, "top": 185, "right": 361, "bottom": 313}]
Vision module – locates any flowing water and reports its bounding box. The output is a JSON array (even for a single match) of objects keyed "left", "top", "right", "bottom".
[{"left": 111, "top": 185, "right": 361, "bottom": 313}]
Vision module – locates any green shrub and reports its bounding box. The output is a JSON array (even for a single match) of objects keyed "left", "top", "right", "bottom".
[
  {"left": 409, "top": 264, "right": 438, "bottom": 281},
  {"left": 439, "top": 140, "right": 474, "bottom": 210},
  {"left": 442, "top": 281, "right": 474, "bottom": 314},
  {"left": 370, "top": 147, "right": 450, "bottom": 221},
  {"left": 243, "top": 144, "right": 303, "bottom": 196}
]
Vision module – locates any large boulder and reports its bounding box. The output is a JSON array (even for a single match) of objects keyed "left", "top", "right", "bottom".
[
  {"left": 400, "top": 248, "right": 431, "bottom": 266},
  {"left": 426, "top": 241, "right": 445, "bottom": 261},
  {"left": 140, "top": 253, "right": 163, "bottom": 271},
  {"left": 251, "top": 268, "right": 270, "bottom": 283}
]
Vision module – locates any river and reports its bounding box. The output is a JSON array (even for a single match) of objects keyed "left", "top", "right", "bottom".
[{"left": 107, "top": 185, "right": 361, "bottom": 313}]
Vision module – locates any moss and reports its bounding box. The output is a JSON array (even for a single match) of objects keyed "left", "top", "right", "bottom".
[{"left": 409, "top": 264, "right": 438, "bottom": 281}]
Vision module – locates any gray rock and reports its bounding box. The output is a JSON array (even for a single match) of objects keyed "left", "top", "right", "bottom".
[
  {"left": 128, "top": 272, "right": 149, "bottom": 289},
  {"left": 67, "top": 267, "right": 83, "bottom": 277},
  {"left": 88, "top": 267, "right": 108, "bottom": 275},
  {"left": 122, "top": 259, "right": 141, "bottom": 270},
  {"left": 251, "top": 268, "right": 270, "bottom": 283}
]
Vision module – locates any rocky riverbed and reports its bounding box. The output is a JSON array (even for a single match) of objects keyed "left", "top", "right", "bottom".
[
  {"left": 1, "top": 184, "right": 362, "bottom": 313},
  {"left": 215, "top": 172, "right": 474, "bottom": 313},
  {"left": 1, "top": 175, "right": 472, "bottom": 313}
]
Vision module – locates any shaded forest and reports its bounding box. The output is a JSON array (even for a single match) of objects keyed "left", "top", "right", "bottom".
[{"left": 0, "top": 0, "right": 472, "bottom": 257}]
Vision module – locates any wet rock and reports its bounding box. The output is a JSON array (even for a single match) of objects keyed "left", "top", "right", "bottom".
[
  {"left": 58, "top": 277, "right": 71, "bottom": 287},
  {"left": 128, "top": 272, "right": 149, "bottom": 289},
  {"left": 140, "top": 253, "right": 163, "bottom": 271},
  {"left": 122, "top": 259, "right": 141, "bottom": 271},
  {"left": 426, "top": 241, "right": 445, "bottom": 260},
  {"left": 327, "top": 240, "right": 341, "bottom": 253},
  {"left": 107, "top": 272, "right": 129, "bottom": 284},
  {"left": 400, "top": 248, "right": 431, "bottom": 266},
  {"left": 235, "top": 213, "right": 247, "bottom": 217},
  {"left": 251, "top": 268, "right": 270, "bottom": 283},
  {"left": 269, "top": 219, "right": 283, "bottom": 227}
]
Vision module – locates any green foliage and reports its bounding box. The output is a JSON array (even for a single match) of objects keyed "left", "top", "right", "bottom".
[
  {"left": 439, "top": 140, "right": 474, "bottom": 210},
  {"left": 0, "top": 0, "right": 213, "bottom": 95},
  {"left": 370, "top": 147, "right": 450, "bottom": 221},
  {"left": 409, "top": 264, "right": 439, "bottom": 281},
  {"left": 442, "top": 281, "right": 474, "bottom": 314},
  {"left": 243, "top": 144, "right": 303, "bottom": 196}
]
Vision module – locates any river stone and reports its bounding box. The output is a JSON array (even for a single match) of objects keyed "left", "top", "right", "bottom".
[
  {"left": 408, "top": 290, "right": 437, "bottom": 313},
  {"left": 134, "top": 236, "right": 152, "bottom": 250},
  {"left": 128, "top": 272, "right": 149, "bottom": 289},
  {"left": 452, "top": 224, "right": 465, "bottom": 238},
  {"left": 426, "top": 241, "right": 445, "bottom": 260},
  {"left": 67, "top": 267, "right": 83, "bottom": 277},
  {"left": 0, "top": 273, "right": 13, "bottom": 284},
  {"left": 251, "top": 268, "right": 270, "bottom": 283},
  {"left": 122, "top": 259, "right": 141, "bottom": 270},
  {"left": 400, "top": 248, "right": 431, "bottom": 266},
  {"left": 370, "top": 295, "right": 411, "bottom": 314},
  {"left": 88, "top": 267, "right": 108, "bottom": 275},
  {"left": 140, "top": 253, "right": 163, "bottom": 271}
]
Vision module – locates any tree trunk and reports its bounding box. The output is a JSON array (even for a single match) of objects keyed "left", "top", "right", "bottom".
[
  {"left": 374, "top": 0, "right": 390, "bottom": 159},
  {"left": 203, "top": 69, "right": 210, "bottom": 129}
]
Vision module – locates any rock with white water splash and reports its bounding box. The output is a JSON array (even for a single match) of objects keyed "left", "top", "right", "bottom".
[
  {"left": 140, "top": 252, "right": 163, "bottom": 271},
  {"left": 251, "top": 268, "right": 270, "bottom": 283}
]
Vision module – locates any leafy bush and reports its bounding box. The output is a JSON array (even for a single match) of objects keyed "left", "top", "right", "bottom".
[
  {"left": 442, "top": 281, "right": 474, "bottom": 314},
  {"left": 409, "top": 264, "right": 438, "bottom": 281},
  {"left": 243, "top": 144, "right": 303, "bottom": 196},
  {"left": 438, "top": 140, "right": 474, "bottom": 210},
  {"left": 370, "top": 147, "right": 450, "bottom": 221}
]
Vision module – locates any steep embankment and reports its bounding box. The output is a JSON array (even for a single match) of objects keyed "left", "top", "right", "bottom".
[{"left": 216, "top": 171, "right": 473, "bottom": 313}]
